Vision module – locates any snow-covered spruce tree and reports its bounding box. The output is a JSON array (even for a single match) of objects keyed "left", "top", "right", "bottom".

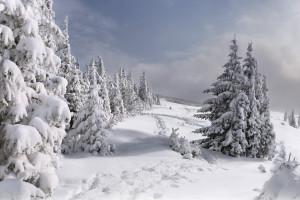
[
  {"left": 284, "top": 110, "right": 288, "bottom": 122},
  {"left": 83, "top": 64, "right": 90, "bottom": 86},
  {"left": 109, "top": 73, "right": 125, "bottom": 124},
  {"left": 153, "top": 94, "right": 161, "bottom": 105},
  {"left": 63, "top": 69, "right": 114, "bottom": 155},
  {"left": 56, "top": 16, "right": 73, "bottom": 78},
  {"left": 243, "top": 43, "right": 262, "bottom": 157},
  {"left": 123, "top": 71, "right": 143, "bottom": 115},
  {"left": 194, "top": 38, "right": 250, "bottom": 156},
  {"left": 65, "top": 59, "right": 86, "bottom": 114},
  {"left": 258, "top": 75, "right": 275, "bottom": 158},
  {"left": 118, "top": 67, "right": 128, "bottom": 103},
  {"left": 0, "top": 0, "right": 71, "bottom": 198},
  {"left": 56, "top": 17, "right": 85, "bottom": 116},
  {"left": 95, "top": 57, "right": 111, "bottom": 122},
  {"left": 289, "top": 109, "right": 296, "bottom": 128},
  {"left": 139, "top": 71, "right": 153, "bottom": 109}
]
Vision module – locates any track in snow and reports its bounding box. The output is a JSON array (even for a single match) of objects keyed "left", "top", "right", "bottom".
[{"left": 65, "top": 161, "right": 210, "bottom": 200}]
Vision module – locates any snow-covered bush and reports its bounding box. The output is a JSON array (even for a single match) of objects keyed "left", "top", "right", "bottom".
[
  {"left": 259, "top": 153, "right": 300, "bottom": 200},
  {"left": 169, "top": 128, "right": 201, "bottom": 159}
]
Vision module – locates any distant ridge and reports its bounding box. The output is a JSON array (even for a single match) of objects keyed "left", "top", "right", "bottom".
[{"left": 161, "top": 95, "right": 202, "bottom": 107}]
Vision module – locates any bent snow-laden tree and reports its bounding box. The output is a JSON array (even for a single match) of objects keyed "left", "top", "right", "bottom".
[
  {"left": 0, "top": 0, "right": 71, "bottom": 198},
  {"left": 194, "top": 38, "right": 275, "bottom": 158}
]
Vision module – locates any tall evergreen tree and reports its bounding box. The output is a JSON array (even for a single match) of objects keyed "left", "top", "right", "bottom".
[
  {"left": 195, "top": 39, "right": 275, "bottom": 158},
  {"left": 57, "top": 16, "right": 74, "bottom": 78},
  {"left": 109, "top": 73, "right": 125, "bottom": 123},
  {"left": 63, "top": 82, "right": 114, "bottom": 155},
  {"left": 139, "top": 71, "right": 153, "bottom": 109},
  {"left": 124, "top": 72, "right": 143, "bottom": 115},
  {"left": 284, "top": 110, "right": 288, "bottom": 121},
  {"left": 57, "top": 17, "right": 85, "bottom": 116},
  {"left": 243, "top": 43, "right": 263, "bottom": 157},
  {"left": 194, "top": 38, "right": 249, "bottom": 156},
  {"left": 258, "top": 75, "right": 275, "bottom": 158},
  {"left": 289, "top": 109, "right": 296, "bottom": 128},
  {"left": 0, "top": 0, "right": 71, "bottom": 197},
  {"left": 95, "top": 57, "right": 111, "bottom": 122},
  {"left": 118, "top": 67, "right": 128, "bottom": 106}
]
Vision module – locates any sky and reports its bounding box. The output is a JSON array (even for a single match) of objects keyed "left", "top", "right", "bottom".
[{"left": 53, "top": 0, "right": 300, "bottom": 112}]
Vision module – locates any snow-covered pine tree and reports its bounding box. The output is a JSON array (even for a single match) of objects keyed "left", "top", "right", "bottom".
[
  {"left": 109, "top": 73, "right": 125, "bottom": 123},
  {"left": 63, "top": 71, "right": 114, "bottom": 155},
  {"left": 289, "top": 109, "right": 296, "bottom": 128},
  {"left": 153, "top": 94, "right": 161, "bottom": 105},
  {"left": 56, "top": 16, "right": 73, "bottom": 78},
  {"left": 56, "top": 17, "right": 85, "bottom": 117},
  {"left": 95, "top": 57, "right": 111, "bottom": 123},
  {"left": 123, "top": 71, "right": 143, "bottom": 115},
  {"left": 194, "top": 37, "right": 249, "bottom": 156},
  {"left": 298, "top": 114, "right": 300, "bottom": 127},
  {"left": 243, "top": 43, "right": 264, "bottom": 157},
  {"left": 118, "top": 67, "right": 128, "bottom": 106},
  {"left": 284, "top": 110, "right": 288, "bottom": 122},
  {"left": 0, "top": 0, "right": 71, "bottom": 198},
  {"left": 257, "top": 75, "right": 275, "bottom": 158},
  {"left": 65, "top": 59, "right": 86, "bottom": 113},
  {"left": 139, "top": 71, "right": 153, "bottom": 109},
  {"left": 83, "top": 64, "right": 90, "bottom": 87}
]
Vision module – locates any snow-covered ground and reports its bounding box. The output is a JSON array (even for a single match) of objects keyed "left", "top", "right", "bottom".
[{"left": 51, "top": 99, "right": 300, "bottom": 200}]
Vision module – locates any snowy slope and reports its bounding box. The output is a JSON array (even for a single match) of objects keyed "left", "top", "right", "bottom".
[{"left": 51, "top": 99, "right": 300, "bottom": 200}]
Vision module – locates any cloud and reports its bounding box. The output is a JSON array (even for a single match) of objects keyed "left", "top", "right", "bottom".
[{"left": 53, "top": 0, "right": 300, "bottom": 112}]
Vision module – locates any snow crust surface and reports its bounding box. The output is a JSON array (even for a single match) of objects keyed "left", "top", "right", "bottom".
[{"left": 50, "top": 99, "right": 300, "bottom": 200}]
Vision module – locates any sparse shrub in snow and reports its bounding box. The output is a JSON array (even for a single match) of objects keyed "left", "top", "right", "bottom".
[
  {"left": 153, "top": 94, "right": 161, "bottom": 105},
  {"left": 169, "top": 128, "right": 201, "bottom": 159},
  {"left": 259, "top": 153, "right": 300, "bottom": 200}
]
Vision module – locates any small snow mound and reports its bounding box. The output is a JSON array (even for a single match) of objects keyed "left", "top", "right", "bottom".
[
  {"left": 39, "top": 171, "right": 59, "bottom": 196},
  {"left": 0, "top": 179, "right": 44, "bottom": 200},
  {"left": 259, "top": 154, "right": 300, "bottom": 200},
  {"left": 258, "top": 164, "right": 266, "bottom": 173}
]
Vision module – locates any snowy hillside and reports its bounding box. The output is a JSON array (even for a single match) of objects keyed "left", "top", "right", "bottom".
[{"left": 50, "top": 98, "right": 300, "bottom": 200}]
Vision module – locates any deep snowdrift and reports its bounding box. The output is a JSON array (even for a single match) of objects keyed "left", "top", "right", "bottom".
[{"left": 50, "top": 99, "right": 300, "bottom": 200}]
